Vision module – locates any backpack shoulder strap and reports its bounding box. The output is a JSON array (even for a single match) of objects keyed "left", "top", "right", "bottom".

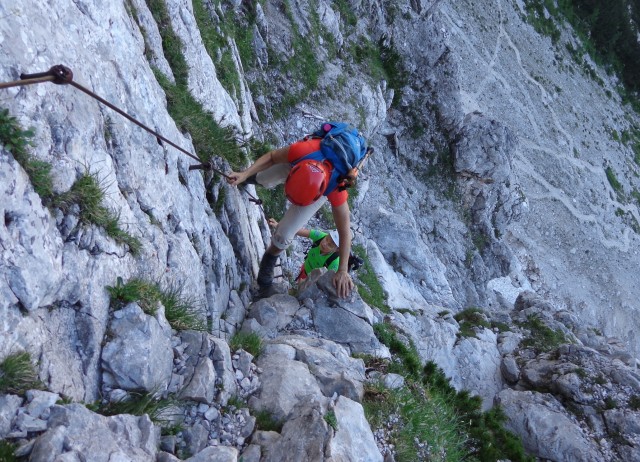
[{"left": 324, "top": 252, "right": 339, "bottom": 268}]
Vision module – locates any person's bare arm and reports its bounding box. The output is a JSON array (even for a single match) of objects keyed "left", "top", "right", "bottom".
[
  {"left": 331, "top": 201, "right": 354, "bottom": 298},
  {"left": 226, "top": 146, "right": 289, "bottom": 186}
]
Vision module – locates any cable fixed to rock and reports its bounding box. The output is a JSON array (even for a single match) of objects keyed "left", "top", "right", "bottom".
[{"left": 0, "top": 64, "right": 262, "bottom": 205}]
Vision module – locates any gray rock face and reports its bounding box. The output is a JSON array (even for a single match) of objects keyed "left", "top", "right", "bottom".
[
  {"left": 2, "top": 0, "right": 640, "bottom": 460},
  {"left": 308, "top": 272, "right": 390, "bottom": 357},
  {"left": 260, "top": 397, "right": 330, "bottom": 462},
  {"left": 102, "top": 303, "right": 173, "bottom": 392},
  {"left": 249, "top": 349, "right": 322, "bottom": 422},
  {"left": 327, "top": 396, "right": 383, "bottom": 462},
  {"left": 29, "top": 404, "right": 158, "bottom": 462},
  {"left": 0, "top": 394, "right": 23, "bottom": 438},
  {"left": 185, "top": 445, "right": 239, "bottom": 462},
  {"left": 496, "top": 389, "right": 605, "bottom": 462},
  {"left": 277, "top": 336, "right": 366, "bottom": 402},
  {"left": 178, "top": 331, "right": 238, "bottom": 405}
]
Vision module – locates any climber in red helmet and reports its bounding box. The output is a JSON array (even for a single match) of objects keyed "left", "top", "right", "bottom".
[{"left": 227, "top": 129, "right": 365, "bottom": 299}]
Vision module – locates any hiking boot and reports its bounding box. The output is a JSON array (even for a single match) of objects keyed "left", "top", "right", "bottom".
[{"left": 254, "top": 283, "right": 287, "bottom": 300}]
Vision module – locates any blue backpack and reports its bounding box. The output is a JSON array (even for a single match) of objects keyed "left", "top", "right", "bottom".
[{"left": 297, "top": 122, "right": 368, "bottom": 195}]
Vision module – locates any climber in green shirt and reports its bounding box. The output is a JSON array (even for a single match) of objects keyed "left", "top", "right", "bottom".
[{"left": 268, "top": 218, "right": 341, "bottom": 283}]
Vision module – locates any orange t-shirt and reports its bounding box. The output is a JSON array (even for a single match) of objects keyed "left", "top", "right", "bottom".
[{"left": 288, "top": 138, "right": 348, "bottom": 207}]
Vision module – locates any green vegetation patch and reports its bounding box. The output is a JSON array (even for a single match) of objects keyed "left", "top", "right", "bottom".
[
  {"left": 523, "top": 1, "right": 561, "bottom": 44},
  {"left": 254, "top": 409, "right": 284, "bottom": 432},
  {"left": 454, "top": 307, "right": 491, "bottom": 339},
  {"left": 621, "top": 128, "right": 640, "bottom": 165},
  {"left": 373, "top": 323, "right": 421, "bottom": 378},
  {"left": 146, "top": 0, "right": 189, "bottom": 86},
  {"left": 368, "top": 322, "right": 533, "bottom": 461},
  {"left": 154, "top": 71, "right": 245, "bottom": 169},
  {"left": 324, "top": 409, "right": 338, "bottom": 431},
  {"left": 525, "top": 0, "right": 640, "bottom": 95},
  {"left": 146, "top": 0, "right": 245, "bottom": 168},
  {"left": 192, "top": 0, "right": 243, "bottom": 96},
  {"left": 352, "top": 245, "right": 391, "bottom": 314},
  {"left": 0, "top": 107, "right": 54, "bottom": 200},
  {"left": 519, "top": 314, "right": 568, "bottom": 353},
  {"left": 256, "top": 184, "right": 287, "bottom": 222},
  {"left": 605, "top": 166, "right": 623, "bottom": 195},
  {"left": 229, "top": 332, "right": 263, "bottom": 357},
  {"left": 107, "top": 276, "right": 207, "bottom": 331},
  {"left": 0, "top": 352, "right": 42, "bottom": 395},
  {"left": 0, "top": 441, "right": 19, "bottom": 462},
  {"left": 53, "top": 173, "right": 141, "bottom": 254},
  {"left": 88, "top": 389, "right": 176, "bottom": 423}
]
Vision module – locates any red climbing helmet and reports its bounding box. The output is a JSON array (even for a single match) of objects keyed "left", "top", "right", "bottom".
[{"left": 285, "top": 160, "right": 331, "bottom": 206}]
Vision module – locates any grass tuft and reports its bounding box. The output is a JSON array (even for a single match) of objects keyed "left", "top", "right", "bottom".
[
  {"left": 0, "top": 352, "right": 42, "bottom": 395},
  {"left": 106, "top": 277, "right": 207, "bottom": 331},
  {"left": 229, "top": 332, "right": 263, "bottom": 357},
  {"left": 89, "top": 389, "right": 176, "bottom": 423},
  {"left": 53, "top": 173, "right": 141, "bottom": 254},
  {"left": 352, "top": 245, "right": 391, "bottom": 314},
  {"left": 0, "top": 107, "right": 54, "bottom": 200},
  {"left": 254, "top": 409, "right": 283, "bottom": 432}
]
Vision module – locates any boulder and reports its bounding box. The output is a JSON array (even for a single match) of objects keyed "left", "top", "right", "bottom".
[
  {"left": 327, "top": 396, "right": 383, "bottom": 462},
  {"left": 101, "top": 303, "right": 173, "bottom": 393},
  {"left": 29, "top": 404, "right": 157, "bottom": 461},
  {"left": 249, "top": 351, "right": 322, "bottom": 422},
  {"left": 496, "top": 389, "right": 605, "bottom": 461}
]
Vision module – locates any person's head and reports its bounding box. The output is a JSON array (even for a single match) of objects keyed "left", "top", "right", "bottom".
[
  {"left": 319, "top": 230, "right": 340, "bottom": 255},
  {"left": 285, "top": 160, "right": 331, "bottom": 206}
]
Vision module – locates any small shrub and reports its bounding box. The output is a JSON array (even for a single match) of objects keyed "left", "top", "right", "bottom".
[
  {"left": 256, "top": 184, "right": 287, "bottom": 222},
  {"left": 229, "top": 332, "right": 263, "bottom": 357},
  {"left": 225, "top": 396, "right": 246, "bottom": 410},
  {"left": 603, "top": 396, "right": 618, "bottom": 410},
  {"left": 155, "top": 71, "right": 246, "bottom": 168},
  {"left": 0, "top": 352, "right": 42, "bottom": 395},
  {"left": 594, "top": 374, "right": 607, "bottom": 385},
  {"left": 370, "top": 322, "right": 533, "bottom": 461},
  {"left": 373, "top": 323, "right": 421, "bottom": 379},
  {"left": 454, "top": 307, "right": 491, "bottom": 339},
  {"left": 628, "top": 395, "right": 640, "bottom": 410}
]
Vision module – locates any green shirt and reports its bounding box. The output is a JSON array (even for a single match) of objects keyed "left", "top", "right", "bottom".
[{"left": 303, "top": 229, "right": 340, "bottom": 275}]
